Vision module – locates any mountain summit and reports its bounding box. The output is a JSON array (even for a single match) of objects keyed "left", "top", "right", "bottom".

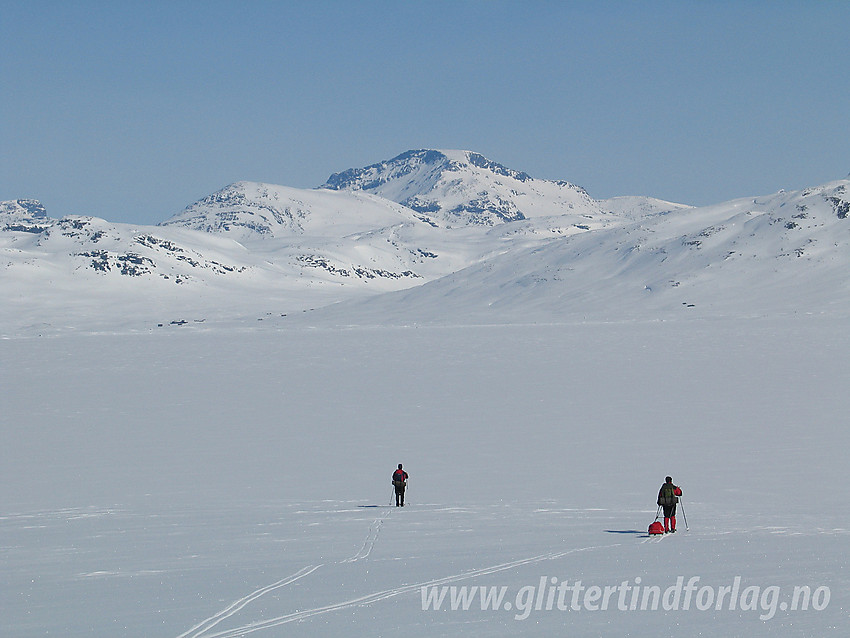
[{"left": 320, "top": 149, "right": 608, "bottom": 226}]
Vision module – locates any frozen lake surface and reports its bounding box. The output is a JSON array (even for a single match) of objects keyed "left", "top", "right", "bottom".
[{"left": 2, "top": 317, "right": 848, "bottom": 636}]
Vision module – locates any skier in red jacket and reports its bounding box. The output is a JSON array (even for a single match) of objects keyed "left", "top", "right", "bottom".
[
  {"left": 392, "top": 464, "right": 409, "bottom": 507},
  {"left": 657, "top": 476, "right": 682, "bottom": 533}
]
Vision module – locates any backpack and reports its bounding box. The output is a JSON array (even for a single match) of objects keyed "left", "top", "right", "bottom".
[{"left": 658, "top": 484, "right": 677, "bottom": 506}]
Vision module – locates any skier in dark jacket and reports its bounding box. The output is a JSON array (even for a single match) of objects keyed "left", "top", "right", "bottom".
[
  {"left": 657, "top": 476, "right": 682, "bottom": 533},
  {"left": 392, "top": 464, "right": 409, "bottom": 507}
]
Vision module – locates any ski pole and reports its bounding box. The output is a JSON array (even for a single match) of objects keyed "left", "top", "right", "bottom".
[
  {"left": 655, "top": 505, "right": 662, "bottom": 520},
  {"left": 679, "top": 498, "right": 689, "bottom": 531}
]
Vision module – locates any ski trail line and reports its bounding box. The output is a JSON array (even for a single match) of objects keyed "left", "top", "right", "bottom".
[
  {"left": 199, "top": 541, "right": 625, "bottom": 638},
  {"left": 176, "top": 505, "right": 390, "bottom": 637},
  {"left": 343, "top": 506, "right": 392, "bottom": 563},
  {"left": 175, "top": 564, "right": 322, "bottom": 638}
]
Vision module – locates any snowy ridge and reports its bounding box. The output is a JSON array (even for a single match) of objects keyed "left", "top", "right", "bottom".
[
  {"left": 598, "top": 195, "right": 694, "bottom": 220},
  {"left": 2, "top": 214, "right": 250, "bottom": 283},
  {"left": 159, "top": 181, "right": 436, "bottom": 241}
]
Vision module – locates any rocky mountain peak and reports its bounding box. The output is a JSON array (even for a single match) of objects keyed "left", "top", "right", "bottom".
[{"left": 320, "top": 149, "right": 604, "bottom": 226}]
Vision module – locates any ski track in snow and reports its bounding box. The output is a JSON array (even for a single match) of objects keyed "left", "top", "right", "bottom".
[
  {"left": 342, "top": 507, "right": 392, "bottom": 563},
  {"left": 178, "top": 527, "right": 624, "bottom": 638},
  {"left": 178, "top": 505, "right": 395, "bottom": 638},
  {"left": 175, "top": 564, "right": 323, "bottom": 638}
]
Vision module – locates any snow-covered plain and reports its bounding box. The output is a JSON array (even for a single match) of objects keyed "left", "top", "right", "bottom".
[{"left": 2, "top": 317, "right": 848, "bottom": 636}]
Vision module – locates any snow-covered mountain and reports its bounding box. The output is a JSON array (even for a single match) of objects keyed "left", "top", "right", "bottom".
[
  {"left": 312, "top": 177, "right": 850, "bottom": 324},
  {"left": 320, "top": 149, "right": 616, "bottom": 227},
  {"left": 162, "top": 150, "right": 620, "bottom": 239},
  {"left": 2, "top": 149, "right": 849, "bottom": 334}
]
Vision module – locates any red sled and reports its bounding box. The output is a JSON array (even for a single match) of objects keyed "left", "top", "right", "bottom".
[{"left": 648, "top": 521, "right": 665, "bottom": 535}]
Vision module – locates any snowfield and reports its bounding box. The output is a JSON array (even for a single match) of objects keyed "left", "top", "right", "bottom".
[
  {"left": 2, "top": 152, "right": 849, "bottom": 635},
  {"left": 2, "top": 318, "right": 848, "bottom": 636}
]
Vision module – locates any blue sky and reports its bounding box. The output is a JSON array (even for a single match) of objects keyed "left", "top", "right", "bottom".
[{"left": 2, "top": 0, "right": 848, "bottom": 224}]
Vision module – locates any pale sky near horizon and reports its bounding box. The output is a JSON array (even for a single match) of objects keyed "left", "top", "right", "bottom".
[{"left": 2, "top": 0, "right": 848, "bottom": 224}]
